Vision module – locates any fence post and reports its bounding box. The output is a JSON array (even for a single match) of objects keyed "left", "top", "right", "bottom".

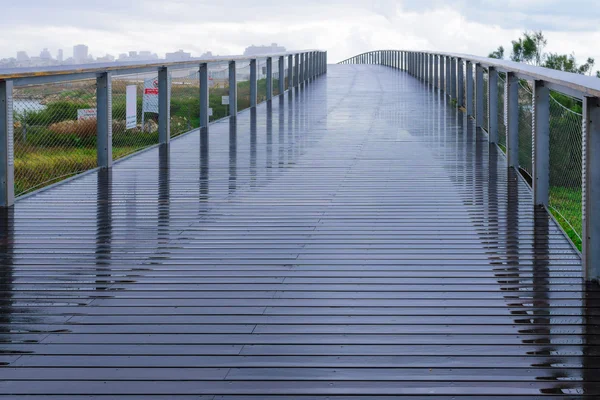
[
  {"left": 266, "top": 57, "right": 272, "bottom": 100},
  {"left": 157, "top": 68, "right": 170, "bottom": 145},
  {"left": 505, "top": 72, "right": 519, "bottom": 168},
  {"left": 457, "top": 59, "right": 464, "bottom": 108},
  {"left": 466, "top": 61, "right": 474, "bottom": 117},
  {"left": 533, "top": 80, "right": 550, "bottom": 207},
  {"left": 200, "top": 63, "right": 209, "bottom": 127},
  {"left": 488, "top": 67, "right": 498, "bottom": 143},
  {"left": 294, "top": 54, "right": 299, "bottom": 86},
  {"left": 249, "top": 59, "right": 257, "bottom": 107},
  {"left": 97, "top": 72, "right": 114, "bottom": 166},
  {"left": 439, "top": 56, "right": 445, "bottom": 92},
  {"left": 450, "top": 57, "right": 457, "bottom": 100},
  {"left": 583, "top": 96, "right": 600, "bottom": 281},
  {"left": 433, "top": 55, "right": 439, "bottom": 88},
  {"left": 287, "top": 55, "right": 293, "bottom": 88},
  {"left": 429, "top": 54, "right": 433, "bottom": 85},
  {"left": 475, "top": 64, "right": 484, "bottom": 128},
  {"left": 229, "top": 60, "right": 237, "bottom": 115},
  {"left": 278, "top": 56, "right": 285, "bottom": 95},
  {"left": 0, "top": 80, "right": 14, "bottom": 207}
]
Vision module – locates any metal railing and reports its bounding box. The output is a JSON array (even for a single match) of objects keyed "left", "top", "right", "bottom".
[
  {"left": 0, "top": 50, "right": 327, "bottom": 201},
  {"left": 340, "top": 50, "right": 600, "bottom": 282}
]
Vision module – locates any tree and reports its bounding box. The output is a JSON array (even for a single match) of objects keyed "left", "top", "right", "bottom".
[
  {"left": 544, "top": 53, "right": 578, "bottom": 73},
  {"left": 578, "top": 57, "right": 595, "bottom": 76},
  {"left": 510, "top": 31, "right": 546, "bottom": 65},
  {"left": 488, "top": 46, "right": 504, "bottom": 60}
]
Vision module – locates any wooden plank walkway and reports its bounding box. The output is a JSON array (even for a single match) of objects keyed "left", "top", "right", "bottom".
[{"left": 0, "top": 64, "right": 598, "bottom": 398}]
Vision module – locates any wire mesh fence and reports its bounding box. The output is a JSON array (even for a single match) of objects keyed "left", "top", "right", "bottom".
[
  {"left": 237, "top": 62, "right": 251, "bottom": 112},
  {"left": 548, "top": 92, "right": 583, "bottom": 248},
  {"left": 12, "top": 79, "right": 98, "bottom": 196},
  {"left": 272, "top": 60, "right": 280, "bottom": 97},
  {"left": 498, "top": 74, "right": 507, "bottom": 150},
  {"left": 111, "top": 72, "right": 159, "bottom": 160},
  {"left": 209, "top": 62, "right": 230, "bottom": 122},
  {"left": 258, "top": 59, "right": 268, "bottom": 103},
  {"left": 483, "top": 72, "right": 489, "bottom": 132},
  {"left": 170, "top": 68, "right": 200, "bottom": 138},
  {"left": 518, "top": 80, "right": 533, "bottom": 180}
]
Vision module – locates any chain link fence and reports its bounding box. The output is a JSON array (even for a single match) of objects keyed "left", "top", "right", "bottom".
[
  {"left": 209, "top": 62, "right": 229, "bottom": 122},
  {"left": 111, "top": 72, "right": 159, "bottom": 160},
  {"left": 237, "top": 62, "right": 251, "bottom": 112},
  {"left": 482, "top": 72, "right": 489, "bottom": 132},
  {"left": 497, "top": 74, "right": 507, "bottom": 150},
  {"left": 518, "top": 81, "right": 533, "bottom": 180},
  {"left": 272, "top": 59, "right": 280, "bottom": 97},
  {"left": 548, "top": 92, "right": 583, "bottom": 248},
  {"left": 170, "top": 68, "right": 200, "bottom": 138},
  {"left": 258, "top": 59, "right": 268, "bottom": 103},
  {"left": 13, "top": 79, "right": 98, "bottom": 196}
]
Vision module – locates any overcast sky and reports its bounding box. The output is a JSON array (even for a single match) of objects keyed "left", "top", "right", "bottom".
[{"left": 1, "top": 0, "right": 599, "bottom": 68}]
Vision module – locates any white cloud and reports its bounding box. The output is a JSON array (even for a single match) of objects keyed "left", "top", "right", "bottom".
[{"left": 0, "top": 0, "right": 599, "bottom": 69}]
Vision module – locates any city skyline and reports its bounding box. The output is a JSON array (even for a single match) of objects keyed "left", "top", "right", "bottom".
[{"left": 0, "top": 43, "right": 289, "bottom": 68}]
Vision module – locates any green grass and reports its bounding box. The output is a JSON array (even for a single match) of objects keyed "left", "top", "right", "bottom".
[{"left": 549, "top": 186, "right": 582, "bottom": 250}]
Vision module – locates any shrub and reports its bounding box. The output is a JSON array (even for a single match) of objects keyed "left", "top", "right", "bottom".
[{"left": 49, "top": 118, "right": 97, "bottom": 137}]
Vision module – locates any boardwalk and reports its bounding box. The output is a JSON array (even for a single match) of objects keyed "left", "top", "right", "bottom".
[{"left": 0, "top": 64, "right": 597, "bottom": 398}]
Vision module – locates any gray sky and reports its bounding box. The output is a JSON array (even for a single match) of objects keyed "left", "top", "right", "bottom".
[{"left": 1, "top": 0, "right": 599, "bottom": 68}]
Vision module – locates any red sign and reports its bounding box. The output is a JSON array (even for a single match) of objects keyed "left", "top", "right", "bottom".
[{"left": 144, "top": 88, "right": 159, "bottom": 95}]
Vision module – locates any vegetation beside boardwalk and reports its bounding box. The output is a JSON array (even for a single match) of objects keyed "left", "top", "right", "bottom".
[{"left": 13, "top": 77, "right": 280, "bottom": 196}]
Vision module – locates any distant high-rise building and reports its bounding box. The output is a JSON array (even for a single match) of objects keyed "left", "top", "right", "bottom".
[
  {"left": 73, "top": 44, "right": 89, "bottom": 64},
  {"left": 165, "top": 50, "right": 192, "bottom": 62},
  {"left": 40, "top": 48, "right": 52, "bottom": 60},
  {"left": 244, "top": 43, "right": 286, "bottom": 56},
  {"left": 16, "top": 51, "right": 29, "bottom": 62},
  {"left": 57, "top": 49, "right": 63, "bottom": 62}
]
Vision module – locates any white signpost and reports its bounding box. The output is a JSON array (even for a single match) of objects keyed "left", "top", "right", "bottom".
[
  {"left": 221, "top": 96, "right": 229, "bottom": 105},
  {"left": 142, "top": 77, "right": 159, "bottom": 132},
  {"left": 126, "top": 85, "right": 137, "bottom": 130}
]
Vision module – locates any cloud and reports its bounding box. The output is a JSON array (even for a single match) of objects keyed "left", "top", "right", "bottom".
[{"left": 0, "top": 0, "right": 598, "bottom": 68}]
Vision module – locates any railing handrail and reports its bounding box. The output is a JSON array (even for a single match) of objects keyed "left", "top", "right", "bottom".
[
  {"left": 340, "top": 50, "right": 600, "bottom": 98},
  {"left": 0, "top": 50, "right": 323, "bottom": 84},
  {"left": 339, "top": 49, "right": 600, "bottom": 283}
]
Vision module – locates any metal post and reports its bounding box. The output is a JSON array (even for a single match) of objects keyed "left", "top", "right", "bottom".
[
  {"left": 428, "top": 54, "right": 433, "bottom": 84},
  {"left": 446, "top": 56, "right": 451, "bottom": 94},
  {"left": 457, "top": 59, "right": 464, "bottom": 108},
  {"left": 266, "top": 57, "right": 272, "bottom": 100},
  {"left": 506, "top": 72, "right": 519, "bottom": 168},
  {"left": 229, "top": 60, "right": 237, "bottom": 115},
  {"left": 450, "top": 57, "right": 457, "bottom": 100},
  {"left": 0, "top": 80, "right": 14, "bottom": 207},
  {"left": 200, "top": 63, "right": 209, "bottom": 127},
  {"left": 475, "top": 64, "right": 484, "bottom": 127},
  {"left": 533, "top": 80, "right": 550, "bottom": 207},
  {"left": 97, "top": 72, "right": 113, "bottom": 166},
  {"left": 583, "top": 96, "right": 600, "bottom": 281},
  {"left": 288, "top": 55, "right": 293, "bottom": 88},
  {"left": 466, "top": 61, "right": 473, "bottom": 116},
  {"left": 278, "top": 56, "right": 285, "bottom": 95},
  {"left": 294, "top": 54, "right": 299, "bottom": 86},
  {"left": 434, "top": 55, "right": 439, "bottom": 88},
  {"left": 158, "top": 67, "right": 170, "bottom": 144},
  {"left": 438, "top": 56, "right": 446, "bottom": 92},
  {"left": 249, "top": 59, "right": 257, "bottom": 107},
  {"left": 488, "top": 67, "right": 498, "bottom": 143}
]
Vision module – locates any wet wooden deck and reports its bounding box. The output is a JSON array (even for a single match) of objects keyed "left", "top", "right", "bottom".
[{"left": 0, "top": 64, "right": 598, "bottom": 398}]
